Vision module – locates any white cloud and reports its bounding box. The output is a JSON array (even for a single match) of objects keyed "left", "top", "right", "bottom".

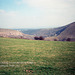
[
  {"left": 18, "top": 0, "right": 75, "bottom": 16},
  {"left": 15, "top": 0, "right": 75, "bottom": 16},
  {"left": 15, "top": 0, "right": 27, "bottom": 5},
  {"left": 27, "top": 0, "right": 63, "bottom": 9},
  {"left": 7, "top": 11, "right": 17, "bottom": 16},
  {"left": 0, "top": 9, "right": 5, "bottom": 14},
  {"left": 16, "top": 1, "right": 22, "bottom": 5},
  {"left": 0, "top": 0, "right": 75, "bottom": 28},
  {"left": 0, "top": 10, "right": 17, "bottom": 16},
  {"left": 21, "top": 0, "right": 75, "bottom": 9},
  {"left": 0, "top": 10, "right": 19, "bottom": 28}
]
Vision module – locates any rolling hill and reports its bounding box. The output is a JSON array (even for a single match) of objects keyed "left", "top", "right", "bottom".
[
  {"left": 15, "top": 25, "right": 68, "bottom": 37},
  {"left": 45, "top": 22, "right": 75, "bottom": 41},
  {"left": 0, "top": 22, "right": 75, "bottom": 41},
  {"left": 57, "top": 22, "right": 75, "bottom": 41},
  {"left": 0, "top": 28, "right": 34, "bottom": 39},
  {"left": 14, "top": 22, "right": 75, "bottom": 41}
]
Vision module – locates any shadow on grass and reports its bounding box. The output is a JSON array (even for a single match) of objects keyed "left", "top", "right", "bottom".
[
  {"left": 0, "top": 71, "right": 10, "bottom": 75},
  {"left": 35, "top": 66, "right": 56, "bottom": 75},
  {"left": 25, "top": 66, "right": 60, "bottom": 75},
  {"left": 0, "top": 66, "right": 75, "bottom": 75},
  {"left": 66, "top": 67, "right": 75, "bottom": 75}
]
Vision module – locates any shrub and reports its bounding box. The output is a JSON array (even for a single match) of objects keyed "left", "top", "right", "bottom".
[
  {"left": 66, "top": 38, "right": 71, "bottom": 41},
  {"left": 34, "top": 36, "right": 39, "bottom": 40},
  {"left": 39, "top": 36, "right": 44, "bottom": 40},
  {"left": 34, "top": 36, "right": 44, "bottom": 40},
  {"left": 54, "top": 39, "right": 57, "bottom": 41}
]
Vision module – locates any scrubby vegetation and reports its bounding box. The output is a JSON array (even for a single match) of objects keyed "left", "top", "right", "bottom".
[
  {"left": 34, "top": 36, "right": 44, "bottom": 40},
  {"left": 0, "top": 37, "right": 75, "bottom": 75}
]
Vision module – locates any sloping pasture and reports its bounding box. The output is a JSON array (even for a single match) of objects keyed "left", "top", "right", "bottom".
[{"left": 0, "top": 38, "right": 75, "bottom": 75}]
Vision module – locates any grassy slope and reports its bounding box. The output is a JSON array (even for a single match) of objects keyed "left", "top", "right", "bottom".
[{"left": 0, "top": 38, "right": 75, "bottom": 75}]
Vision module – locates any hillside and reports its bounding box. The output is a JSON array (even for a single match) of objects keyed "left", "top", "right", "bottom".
[
  {"left": 0, "top": 22, "right": 75, "bottom": 41},
  {"left": 0, "top": 28, "right": 34, "bottom": 39},
  {"left": 57, "top": 22, "right": 75, "bottom": 41},
  {"left": 15, "top": 23, "right": 70, "bottom": 38},
  {"left": 45, "top": 22, "right": 75, "bottom": 41}
]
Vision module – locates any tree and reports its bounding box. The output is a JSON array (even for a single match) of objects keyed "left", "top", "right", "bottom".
[
  {"left": 66, "top": 38, "right": 71, "bottom": 41},
  {"left": 34, "top": 36, "right": 44, "bottom": 40},
  {"left": 39, "top": 36, "right": 44, "bottom": 40},
  {"left": 34, "top": 36, "right": 39, "bottom": 40},
  {"left": 54, "top": 39, "right": 57, "bottom": 41}
]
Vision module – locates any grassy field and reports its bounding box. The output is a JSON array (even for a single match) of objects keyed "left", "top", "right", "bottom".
[{"left": 0, "top": 37, "right": 75, "bottom": 75}]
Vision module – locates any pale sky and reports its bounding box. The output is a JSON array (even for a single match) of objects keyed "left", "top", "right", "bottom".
[{"left": 0, "top": 0, "right": 75, "bottom": 29}]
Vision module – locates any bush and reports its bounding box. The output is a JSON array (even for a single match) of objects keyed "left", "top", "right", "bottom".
[
  {"left": 34, "top": 36, "right": 44, "bottom": 40},
  {"left": 39, "top": 36, "right": 44, "bottom": 40},
  {"left": 66, "top": 38, "right": 71, "bottom": 41},
  {"left": 34, "top": 36, "right": 39, "bottom": 40},
  {"left": 54, "top": 39, "right": 57, "bottom": 41}
]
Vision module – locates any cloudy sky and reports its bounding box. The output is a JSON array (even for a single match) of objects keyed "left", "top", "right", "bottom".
[{"left": 0, "top": 0, "right": 75, "bottom": 29}]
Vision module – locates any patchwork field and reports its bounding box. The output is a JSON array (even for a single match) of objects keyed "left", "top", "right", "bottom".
[{"left": 0, "top": 38, "right": 75, "bottom": 75}]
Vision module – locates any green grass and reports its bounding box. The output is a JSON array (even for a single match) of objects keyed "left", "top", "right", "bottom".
[{"left": 0, "top": 37, "right": 75, "bottom": 75}]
